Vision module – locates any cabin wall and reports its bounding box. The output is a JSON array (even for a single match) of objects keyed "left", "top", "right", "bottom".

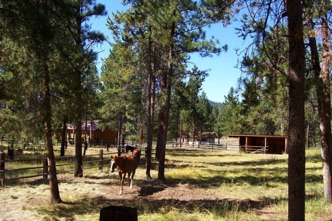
[
  {"left": 93, "top": 128, "right": 117, "bottom": 144},
  {"left": 67, "top": 128, "right": 117, "bottom": 145}
]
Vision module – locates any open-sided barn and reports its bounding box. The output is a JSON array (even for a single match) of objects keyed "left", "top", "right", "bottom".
[{"left": 228, "top": 134, "right": 288, "bottom": 154}]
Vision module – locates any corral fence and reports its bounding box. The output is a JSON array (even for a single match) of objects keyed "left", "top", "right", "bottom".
[
  {"left": 240, "top": 145, "right": 268, "bottom": 153},
  {"left": 0, "top": 147, "right": 157, "bottom": 187},
  {"left": 167, "top": 141, "right": 228, "bottom": 150},
  {"left": 0, "top": 149, "right": 115, "bottom": 187},
  {"left": 0, "top": 143, "right": 230, "bottom": 187}
]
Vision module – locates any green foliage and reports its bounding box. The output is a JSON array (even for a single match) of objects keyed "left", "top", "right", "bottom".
[
  {"left": 177, "top": 68, "right": 211, "bottom": 139},
  {"left": 211, "top": 106, "right": 222, "bottom": 139},
  {"left": 196, "top": 91, "right": 213, "bottom": 132},
  {"left": 217, "top": 87, "right": 243, "bottom": 136},
  {"left": 99, "top": 42, "right": 141, "bottom": 139},
  {"left": 0, "top": 0, "right": 105, "bottom": 142},
  {"left": 104, "top": 0, "right": 226, "bottom": 147}
]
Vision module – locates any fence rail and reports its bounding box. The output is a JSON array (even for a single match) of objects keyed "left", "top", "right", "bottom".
[
  {"left": 239, "top": 145, "right": 268, "bottom": 153},
  {"left": 0, "top": 146, "right": 158, "bottom": 187},
  {"left": 0, "top": 144, "right": 226, "bottom": 187},
  {"left": 0, "top": 149, "right": 118, "bottom": 187},
  {"left": 168, "top": 142, "right": 227, "bottom": 150}
]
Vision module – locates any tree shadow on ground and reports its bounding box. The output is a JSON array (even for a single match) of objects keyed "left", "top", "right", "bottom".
[
  {"left": 137, "top": 179, "right": 170, "bottom": 196},
  {"left": 33, "top": 189, "right": 287, "bottom": 220},
  {"left": 166, "top": 148, "right": 228, "bottom": 157},
  {"left": 209, "top": 157, "right": 287, "bottom": 168},
  {"left": 164, "top": 173, "right": 288, "bottom": 188},
  {"left": 133, "top": 197, "right": 286, "bottom": 215}
]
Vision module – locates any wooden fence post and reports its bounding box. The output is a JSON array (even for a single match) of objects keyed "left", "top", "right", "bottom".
[
  {"left": 0, "top": 152, "right": 5, "bottom": 187},
  {"left": 144, "top": 147, "right": 148, "bottom": 158},
  {"left": 99, "top": 149, "right": 103, "bottom": 170},
  {"left": 43, "top": 153, "right": 48, "bottom": 179}
]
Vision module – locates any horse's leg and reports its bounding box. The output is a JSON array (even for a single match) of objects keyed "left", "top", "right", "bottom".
[
  {"left": 130, "top": 169, "right": 136, "bottom": 188},
  {"left": 121, "top": 172, "right": 126, "bottom": 194},
  {"left": 119, "top": 172, "right": 124, "bottom": 194},
  {"left": 127, "top": 172, "right": 132, "bottom": 187},
  {"left": 118, "top": 172, "right": 122, "bottom": 194}
]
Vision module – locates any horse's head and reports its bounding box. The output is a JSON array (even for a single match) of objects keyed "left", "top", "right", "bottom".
[{"left": 110, "top": 156, "right": 117, "bottom": 172}]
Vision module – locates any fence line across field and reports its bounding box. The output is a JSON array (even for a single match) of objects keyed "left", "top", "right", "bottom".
[
  {"left": 0, "top": 146, "right": 159, "bottom": 187},
  {"left": 0, "top": 144, "right": 228, "bottom": 187},
  {"left": 0, "top": 148, "right": 131, "bottom": 187}
]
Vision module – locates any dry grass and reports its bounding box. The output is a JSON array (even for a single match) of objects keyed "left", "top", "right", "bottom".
[{"left": 0, "top": 145, "right": 331, "bottom": 221}]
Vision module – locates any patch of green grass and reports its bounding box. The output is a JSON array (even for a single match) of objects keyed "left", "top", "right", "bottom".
[
  {"left": 138, "top": 202, "right": 272, "bottom": 221},
  {"left": 305, "top": 198, "right": 332, "bottom": 220}
]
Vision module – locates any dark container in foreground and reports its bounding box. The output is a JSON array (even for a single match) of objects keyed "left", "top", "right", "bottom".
[{"left": 100, "top": 206, "right": 138, "bottom": 221}]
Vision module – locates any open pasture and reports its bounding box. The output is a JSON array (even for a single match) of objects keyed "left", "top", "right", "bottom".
[{"left": 0, "top": 146, "right": 330, "bottom": 221}]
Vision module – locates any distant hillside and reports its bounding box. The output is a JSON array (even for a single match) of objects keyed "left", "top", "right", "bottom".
[{"left": 209, "top": 100, "right": 222, "bottom": 107}]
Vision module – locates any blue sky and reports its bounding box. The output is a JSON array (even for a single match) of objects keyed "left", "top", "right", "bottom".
[{"left": 91, "top": 0, "right": 248, "bottom": 103}]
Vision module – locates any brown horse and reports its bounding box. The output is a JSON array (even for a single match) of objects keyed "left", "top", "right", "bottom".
[{"left": 110, "top": 148, "right": 141, "bottom": 194}]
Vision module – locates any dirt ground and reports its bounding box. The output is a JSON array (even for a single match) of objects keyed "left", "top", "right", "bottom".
[
  {"left": 1, "top": 142, "right": 276, "bottom": 221},
  {"left": 0, "top": 169, "right": 274, "bottom": 221}
]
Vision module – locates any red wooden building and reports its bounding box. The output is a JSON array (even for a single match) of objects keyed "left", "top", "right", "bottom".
[{"left": 67, "top": 121, "right": 117, "bottom": 145}]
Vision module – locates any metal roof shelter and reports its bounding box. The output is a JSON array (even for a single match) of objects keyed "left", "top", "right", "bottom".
[{"left": 228, "top": 134, "right": 288, "bottom": 154}]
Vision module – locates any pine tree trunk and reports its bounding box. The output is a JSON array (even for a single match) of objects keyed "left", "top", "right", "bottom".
[
  {"left": 60, "top": 116, "right": 67, "bottom": 157},
  {"left": 43, "top": 61, "right": 62, "bottom": 203},
  {"left": 117, "top": 112, "right": 123, "bottom": 156},
  {"left": 145, "top": 40, "right": 155, "bottom": 179},
  {"left": 192, "top": 124, "right": 195, "bottom": 147},
  {"left": 156, "top": 110, "right": 164, "bottom": 160},
  {"left": 139, "top": 127, "right": 144, "bottom": 147},
  {"left": 308, "top": 14, "right": 332, "bottom": 202},
  {"left": 73, "top": 4, "right": 84, "bottom": 178},
  {"left": 74, "top": 119, "right": 83, "bottom": 177},
  {"left": 157, "top": 90, "right": 171, "bottom": 181},
  {"left": 157, "top": 107, "right": 166, "bottom": 181},
  {"left": 179, "top": 119, "right": 182, "bottom": 147},
  {"left": 83, "top": 114, "right": 88, "bottom": 156},
  {"left": 157, "top": 45, "right": 173, "bottom": 181},
  {"left": 121, "top": 108, "right": 126, "bottom": 146},
  {"left": 146, "top": 99, "right": 153, "bottom": 179},
  {"left": 320, "top": 14, "right": 332, "bottom": 201},
  {"left": 287, "top": 0, "right": 306, "bottom": 220},
  {"left": 74, "top": 71, "right": 83, "bottom": 177},
  {"left": 156, "top": 22, "right": 175, "bottom": 181}
]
